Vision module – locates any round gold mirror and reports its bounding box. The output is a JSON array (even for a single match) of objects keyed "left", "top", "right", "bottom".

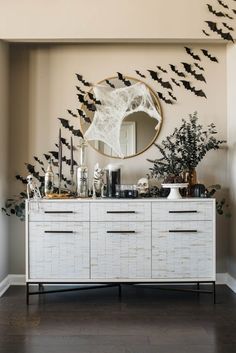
[{"left": 80, "top": 76, "right": 163, "bottom": 159}]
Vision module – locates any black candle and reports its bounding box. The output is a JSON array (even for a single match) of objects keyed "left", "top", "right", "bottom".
[
  {"left": 58, "top": 128, "right": 62, "bottom": 191},
  {"left": 70, "top": 136, "right": 74, "bottom": 174}
]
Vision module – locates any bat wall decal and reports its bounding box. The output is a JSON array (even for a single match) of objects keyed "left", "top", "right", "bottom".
[
  {"left": 201, "top": 49, "right": 219, "bottom": 63},
  {"left": 135, "top": 70, "right": 146, "bottom": 78},
  {"left": 77, "top": 109, "right": 91, "bottom": 123},
  {"left": 171, "top": 78, "right": 181, "bottom": 87},
  {"left": 58, "top": 118, "right": 83, "bottom": 137},
  {"left": 76, "top": 86, "right": 86, "bottom": 94},
  {"left": 217, "top": 0, "right": 229, "bottom": 9},
  {"left": 105, "top": 79, "right": 115, "bottom": 88},
  {"left": 157, "top": 92, "right": 174, "bottom": 105},
  {"left": 156, "top": 66, "right": 167, "bottom": 73},
  {"left": 168, "top": 91, "right": 177, "bottom": 101},
  {"left": 182, "top": 62, "right": 206, "bottom": 82},
  {"left": 181, "top": 80, "right": 207, "bottom": 98},
  {"left": 75, "top": 73, "right": 92, "bottom": 87},
  {"left": 222, "top": 22, "right": 234, "bottom": 31},
  {"left": 202, "top": 30, "right": 210, "bottom": 36},
  {"left": 206, "top": 4, "right": 225, "bottom": 16},
  {"left": 67, "top": 109, "right": 77, "bottom": 118},
  {"left": 77, "top": 94, "right": 96, "bottom": 111},
  {"left": 117, "top": 72, "right": 132, "bottom": 86},
  {"left": 194, "top": 62, "right": 204, "bottom": 71},
  {"left": 148, "top": 70, "right": 173, "bottom": 90},
  {"left": 205, "top": 21, "right": 234, "bottom": 42},
  {"left": 88, "top": 92, "right": 101, "bottom": 105},
  {"left": 169, "top": 64, "right": 186, "bottom": 77},
  {"left": 185, "top": 47, "right": 201, "bottom": 61},
  {"left": 33, "top": 156, "right": 44, "bottom": 166},
  {"left": 15, "top": 175, "right": 27, "bottom": 184}
]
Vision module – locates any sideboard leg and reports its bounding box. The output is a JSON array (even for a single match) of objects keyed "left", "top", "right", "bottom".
[
  {"left": 118, "top": 284, "right": 122, "bottom": 300},
  {"left": 213, "top": 281, "right": 216, "bottom": 304},
  {"left": 26, "top": 282, "right": 29, "bottom": 305}
]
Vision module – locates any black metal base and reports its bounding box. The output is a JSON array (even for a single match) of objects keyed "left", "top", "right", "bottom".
[{"left": 26, "top": 281, "right": 216, "bottom": 305}]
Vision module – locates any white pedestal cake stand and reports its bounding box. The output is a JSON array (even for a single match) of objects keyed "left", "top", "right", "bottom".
[{"left": 162, "top": 183, "right": 189, "bottom": 200}]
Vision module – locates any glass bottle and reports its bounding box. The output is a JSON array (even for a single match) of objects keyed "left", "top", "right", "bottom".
[
  {"left": 44, "top": 159, "right": 54, "bottom": 196},
  {"left": 76, "top": 139, "right": 88, "bottom": 198}
]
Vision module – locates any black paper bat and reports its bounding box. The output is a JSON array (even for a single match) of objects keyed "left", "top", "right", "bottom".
[
  {"left": 76, "top": 86, "right": 86, "bottom": 94},
  {"left": 77, "top": 94, "right": 96, "bottom": 111},
  {"left": 201, "top": 49, "right": 219, "bottom": 62},
  {"left": 157, "top": 92, "right": 174, "bottom": 104},
  {"left": 25, "top": 163, "right": 44, "bottom": 183},
  {"left": 60, "top": 138, "right": 70, "bottom": 149},
  {"left": 105, "top": 79, "right": 116, "bottom": 88},
  {"left": 169, "top": 64, "right": 186, "bottom": 77},
  {"left": 206, "top": 4, "right": 225, "bottom": 16},
  {"left": 233, "top": 9, "right": 236, "bottom": 15},
  {"left": 58, "top": 118, "right": 83, "bottom": 137},
  {"left": 181, "top": 80, "right": 207, "bottom": 98},
  {"left": 62, "top": 156, "right": 78, "bottom": 167},
  {"left": 194, "top": 62, "right": 204, "bottom": 71},
  {"left": 182, "top": 62, "right": 206, "bottom": 82},
  {"left": 15, "top": 175, "right": 27, "bottom": 184},
  {"left": 185, "top": 47, "right": 201, "bottom": 61},
  {"left": 217, "top": 0, "right": 229, "bottom": 9},
  {"left": 135, "top": 70, "right": 146, "bottom": 78},
  {"left": 202, "top": 30, "right": 210, "bottom": 36},
  {"left": 67, "top": 109, "right": 77, "bottom": 118},
  {"left": 33, "top": 156, "right": 44, "bottom": 166},
  {"left": 148, "top": 70, "right": 173, "bottom": 90},
  {"left": 117, "top": 72, "right": 132, "bottom": 86},
  {"left": 171, "top": 78, "right": 181, "bottom": 87},
  {"left": 168, "top": 91, "right": 177, "bottom": 101},
  {"left": 205, "top": 21, "right": 234, "bottom": 42},
  {"left": 75, "top": 73, "right": 91, "bottom": 87},
  {"left": 222, "top": 22, "right": 234, "bottom": 31},
  {"left": 157, "top": 66, "right": 167, "bottom": 73},
  {"left": 88, "top": 92, "right": 101, "bottom": 105},
  {"left": 225, "top": 13, "right": 234, "bottom": 20},
  {"left": 77, "top": 109, "right": 91, "bottom": 123},
  {"left": 44, "top": 154, "right": 51, "bottom": 161}
]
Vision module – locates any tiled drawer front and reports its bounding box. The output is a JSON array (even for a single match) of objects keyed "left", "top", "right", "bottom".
[
  {"left": 29, "top": 222, "right": 90, "bottom": 279},
  {"left": 152, "top": 201, "right": 213, "bottom": 221},
  {"left": 91, "top": 222, "right": 151, "bottom": 279},
  {"left": 28, "top": 202, "right": 89, "bottom": 222},
  {"left": 90, "top": 202, "right": 151, "bottom": 222},
  {"left": 152, "top": 221, "right": 214, "bottom": 279}
]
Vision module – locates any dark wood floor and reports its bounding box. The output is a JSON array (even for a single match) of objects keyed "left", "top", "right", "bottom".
[{"left": 1, "top": 284, "right": 236, "bottom": 353}]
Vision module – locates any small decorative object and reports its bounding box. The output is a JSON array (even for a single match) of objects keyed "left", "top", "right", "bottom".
[
  {"left": 162, "top": 183, "right": 188, "bottom": 200},
  {"left": 26, "top": 175, "right": 42, "bottom": 200},
  {"left": 92, "top": 163, "right": 105, "bottom": 198},
  {"left": 70, "top": 136, "right": 75, "bottom": 193},
  {"left": 137, "top": 177, "right": 150, "bottom": 197},
  {"left": 115, "top": 184, "right": 138, "bottom": 198},
  {"left": 105, "top": 164, "right": 121, "bottom": 198},
  {"left": 44, "top": 158, "right": 54, "bottom": 196},
  {"left": 191, "top": 183, "right": 206, "bottom": 198},
  {"left": 148, "top": 112, "right": 225, "bottom": 185},
  {"left": 58, "top": 128, "right": 62, "bottom": 194},
  {"left": 84, "top": 82, "right": 161, "bottom": 158},
  {"left": 76, "top": 138, "right": 88, "bottom": 198}
]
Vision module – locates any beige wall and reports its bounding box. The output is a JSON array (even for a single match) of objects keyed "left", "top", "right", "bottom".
[
  {"left": 8, "top": 42, "right": 228, "bottom": 274},
  {"left": 0, "top": 41, "right": 9, "bottom": 282},
  {"left": 0, "top": 0, "right": 232, "bottom": 41}
]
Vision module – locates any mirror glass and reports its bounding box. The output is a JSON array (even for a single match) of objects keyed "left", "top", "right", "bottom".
[{"left": 80, "top": 77, "right": 163, "bottom": 159}]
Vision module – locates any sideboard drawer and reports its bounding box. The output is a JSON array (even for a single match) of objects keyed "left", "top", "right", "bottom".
[
  {"left": 90, "top": 202, "right": 151, "bottom": 222},
  {"left": 28, "top": 202, "right": 89, "bottom": 222},
  {"left": 152, "top": 201, "right": 214, "bottom": 221},
  {"left": 28, "top": 221, "right": 90, "bottom": 279},
  {"left": 91, "top": 221, "right": 151, "bottom": 279},
  {"left": 152, "top": 221, "right": 214, "bottom": 279}
]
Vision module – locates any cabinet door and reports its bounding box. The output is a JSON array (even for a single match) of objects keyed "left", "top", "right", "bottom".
[
  {"left": 29, "top": 222, "right": 90, "bottom": 279},
  {"left": 152, "top": 221, "right": 214, "bottom": 280},
  {"left": 91, "top": 222, "right": 151, "bottom": 279}
]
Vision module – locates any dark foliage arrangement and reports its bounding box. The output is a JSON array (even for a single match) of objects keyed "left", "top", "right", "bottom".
[{"left": 148, "top": 112, "right": 225, "bottom": 181}]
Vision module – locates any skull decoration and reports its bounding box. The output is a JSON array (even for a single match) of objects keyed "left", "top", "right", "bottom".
[
  {"left": 26, "top": 174, "right": 42, "bottom": 200},
  {"left": 92, "top": 163, "right": 105, "bottom": 198},
  {"left": 137, "top": 177, "right": 150, "bottom": 196}
]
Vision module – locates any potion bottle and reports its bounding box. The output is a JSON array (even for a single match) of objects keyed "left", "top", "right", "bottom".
[
  {"left": 76, "top": 140, "right": 88, "bottom": 198},
  {"left": 44, "top": 159, "right": 54, "bottom": 196}
]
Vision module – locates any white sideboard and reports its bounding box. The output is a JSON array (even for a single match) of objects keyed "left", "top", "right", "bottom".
[{"left": 26, "top": 198, "right": 216, "bottom": 285}]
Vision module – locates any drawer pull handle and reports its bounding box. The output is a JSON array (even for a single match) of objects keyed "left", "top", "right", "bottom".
[
  {"left": 169, "top": 210, "right": 198, "bottom": 214},
  {"left": 44, "top": 211, "right": 74, "bottom": 214},
  {"left": 106, "top": 231, "right": 136, "bottom": 234},
  {"left": 169, "top": 230, "right": 197, "bottom": 233},
  {"left": 44, "top": 231, "right": 74, "bottom": 234},
  {"left": 106, "top": 211, "right": 136, "bottom": 214}
]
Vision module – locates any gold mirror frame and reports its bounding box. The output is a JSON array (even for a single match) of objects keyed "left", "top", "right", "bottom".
[{"left": 80, "top": 76, "right": 163, "bottom": 159}]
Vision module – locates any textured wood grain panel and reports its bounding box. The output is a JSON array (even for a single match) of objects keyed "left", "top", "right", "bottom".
[
  {"left": 28, "top": 202, "right": 89, "bottom": 222},
  {"left": 152, "top": 201, "right": 213, "bottom": 222},
  {"left": 90, "top": 202, "right": 151, "bottom": 222},
  {"left": 91, "top": 222, "right": 151, "bottom": 279},
  {"left": 29, "top": 222, "right": 90, "bottom": 279},
  {"left": 152, "top": 221, "right": 213, "bottom": 279}
]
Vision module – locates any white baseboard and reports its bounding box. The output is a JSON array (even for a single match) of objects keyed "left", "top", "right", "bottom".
[{"left": 1, "top": 273, "right": 236, "bottom": 297}]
